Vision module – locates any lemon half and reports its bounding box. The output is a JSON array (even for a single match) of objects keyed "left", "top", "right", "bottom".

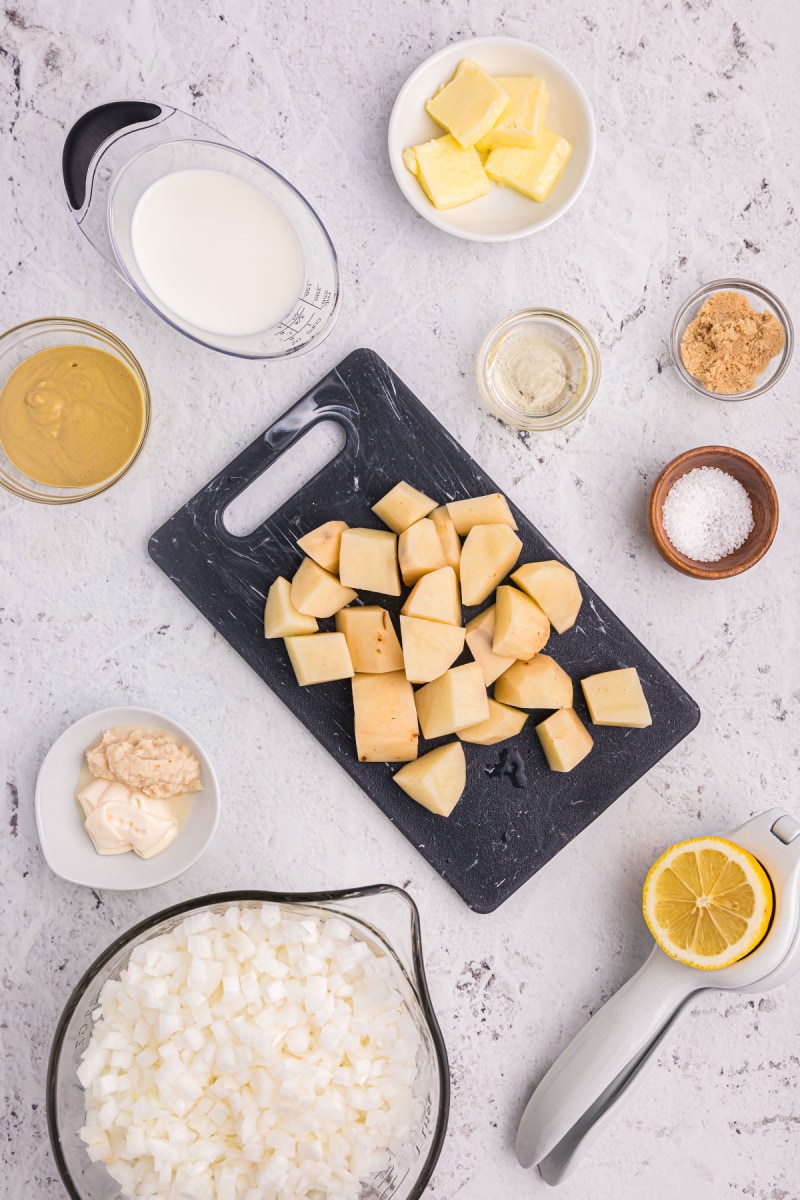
[{"left": 642, "top": 836, "right": 773, "bottom": 970}]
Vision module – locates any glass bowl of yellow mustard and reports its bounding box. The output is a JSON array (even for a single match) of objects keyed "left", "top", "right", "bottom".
[{"left": 0, "top": 317, "right": 150, "bottom": 503}]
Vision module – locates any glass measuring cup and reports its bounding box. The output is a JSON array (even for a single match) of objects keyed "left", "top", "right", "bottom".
[
  {"left": 47, "top": 886, "right": 450, "bottom": 1200},
  {"left": 62, "top": 102, "right": 341, "bottom": 359}
]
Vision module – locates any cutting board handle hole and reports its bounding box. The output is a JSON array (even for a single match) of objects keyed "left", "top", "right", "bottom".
[{"left": 221, "top": 419, "right": 347, "bottom": 537}]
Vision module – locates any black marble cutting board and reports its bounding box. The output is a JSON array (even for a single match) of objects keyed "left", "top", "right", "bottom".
[{"left": 149, "top": 349, "right": 699, "bottom": 912}]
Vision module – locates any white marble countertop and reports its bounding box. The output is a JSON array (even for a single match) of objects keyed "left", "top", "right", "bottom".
[{"left": 2, "top": 1, "right": 799, "bottom": 1197}]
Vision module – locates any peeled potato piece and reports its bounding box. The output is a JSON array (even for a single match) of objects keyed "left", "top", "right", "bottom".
[
  {"left": 414, "top": 662, "right": 489, "bottom": 739},
  {"left": 458, "top": 698, "right": 528, "bottom": 745},
  {"left": 401, "top": 565, "right": 461, "bottom": 625},
  {"left": 494, "top": 654, "right": 572, "bottom": 710},
  {"left": 460, "top": 524, "right": 523, "bottom": 606},
  {"left": 400, "top": 615, "right": 465, "bottom": 684},
  {"left": 430, "top": 506, "right": 461, "bottom": 577},
  {"left": 372, "top": 481, "right": 437, "bottom": 533},
  {"left": 393, "top": 742, "right": 466, "bottom": 817},
  {"left": 352, "top": 671, "right": 419, "bottom": 762},
  {"left": 511, "top": 560, "right": 582, "bottom": 634},
  {"left": 297, "top": 520, "right": 349, "bottom": 574},
  {"left": 464, "top": 604, "right": 515, "bottom": 685},
  {"left": 338, "top": 528, "right": 401, "bottom": 596},
  {"left": 536, "top": 708, "right": 593, "bottom": 772},
  {"left": 264, "top": 576, "right": 318, "bottom": 638},
  {"left": 284, "top": 632, "right": 354, "bottom": 685},
  {"left": 290, "top": 558, "right": 357, "bottom": 618},
  {"left": 398, "top": 518, "right": 447, "bottom": 586},
  {"left": 335, "top": 606, "right": 404, "bottom": 673},
  {"left": 447, "top": 493, "right": 517, "bottom": 535},
  {"left": 492, "top": 585, "right": 550, "bottom": 660},
  {"left": 581, "top": 667, "right": 652, "bottom": 728}
]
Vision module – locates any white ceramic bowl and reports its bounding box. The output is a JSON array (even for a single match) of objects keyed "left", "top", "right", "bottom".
[
  {"left": 35, "top": 707, "right": 220, "bottom": 890},
  {"left": 388, "top": 36, "right": 596, "bottom": 242}
]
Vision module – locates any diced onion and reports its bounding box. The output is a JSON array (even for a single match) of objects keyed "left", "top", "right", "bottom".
[{"left": 80, "top": 906, "right": 421, "bottom": 1200}]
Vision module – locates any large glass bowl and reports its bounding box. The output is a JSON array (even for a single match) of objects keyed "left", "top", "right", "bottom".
[
  {"left": 47, "top": 886, "right": 450, "bottom": 1200},
  {"left": 0, "top": 317, "right": 150, "bottom": 504}
]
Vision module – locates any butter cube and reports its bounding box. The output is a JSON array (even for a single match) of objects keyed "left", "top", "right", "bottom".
[
  {"left": 474, "top": 76, "right": 549, "bottom": 151},
  {"left": 405, "top": 135, "right": 490, "bottom": 210},
  {"left": 425, "top": 60, "right": 509, "bottom": 147},
  {"left": 402, "top": 147, "right": 419, "bottom": 175},
  {"left": 581, "top": 667, "right": 652, "bottom": 728},
  {"left": 485, "top": 130, "right": 573, "bottom": 202}
]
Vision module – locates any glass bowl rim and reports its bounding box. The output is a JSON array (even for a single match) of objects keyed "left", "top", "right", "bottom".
[
  {"left": 0, "top": 315, "right": 151, "bottom": 504},
  {"left": 476, "top": 307, "right": 601, "bottom": 431},
  {"left": 669, "top": 277, "right": 794, "bottom": 401},
  {"left": 46, "top": 884, "right": 450, "bottom": 1200}
]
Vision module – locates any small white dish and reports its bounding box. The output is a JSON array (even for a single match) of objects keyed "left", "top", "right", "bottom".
[
  {"left": 35, "top": 707, "right": 220, "bottom": 890},
  {"left": 388, "top": 36, "right": 596, "bottom": 242}
]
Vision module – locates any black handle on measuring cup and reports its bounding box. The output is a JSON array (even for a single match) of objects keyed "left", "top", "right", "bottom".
[{"left": 62, "top": 101, "right": 164, "bottom": 210}]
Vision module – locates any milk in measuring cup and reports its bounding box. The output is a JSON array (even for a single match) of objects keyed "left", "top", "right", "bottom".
[{"left": 130, "top": 168, "right": 304, "bottom": 337}]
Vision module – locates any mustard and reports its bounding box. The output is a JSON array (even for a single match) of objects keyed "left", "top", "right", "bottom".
[{"left": 0, "top": 345, "right": 145, "bottom": 488}]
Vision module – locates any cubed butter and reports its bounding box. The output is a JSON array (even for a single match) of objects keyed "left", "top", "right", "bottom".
[
  {"left": 474, "top": 76, "right": 549, "bottom": 151},
  {"left": 536, "top": 708, "right": 593, "bottom": 772},
  {"left": 581, "top": 667, "right": 652, "bottom": 728},
  {"left": 485, "top": 129, "right": 573, "bottom": 202},
  {"left": 425, "top": 60, "right": 510, "bottom": 147},
  {"left": 406, "top": 134, "right": 490, "bottom": 210}
]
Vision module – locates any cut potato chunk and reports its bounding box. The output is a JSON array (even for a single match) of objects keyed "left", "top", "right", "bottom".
[
  {"left": 284, "top": 632, "right": 354, "bottom": 685},
  {"left": 398, "top": 518, "right": 447, "bottom": 586},
  {"left": 264, "top": 576, "right": 318, "bottom": 638},
  {"left": 400, "top": 615, "right": 465, "bottom": 684},
  {"left": 447, "top": 493, "right": 517, "bottom": 535},
  {"left": 494, "top": 654, "right": 572, "bottom": 710},
  {"left": 372, "top": 481, "right": 437, "bottom": 533},
  {"left": 493, "top": 585, "right": 550, "bottom": 660},
  {"left": 338, "top": 528, "right": 401, "bottom": 596},
  {"left": 335, "top": 606, "right": 404, "bottom": 673},
  {"left": 401, "top": 566, "right": 461, "bottom": 625},
  {"left": 511, "top": 560, "right": 582, "bottom": 634},
  {"left": 429, "top": 505, "right": 461, "bottom": 576},
  {"left": 352, "top": 671, "right": 419, "bottom": 762},
  {"left": 464, "top": 605, "right": 515, "bottom": 685},
  {"left": 458, "top": 698, "right": 528, "bottom": 745},
  {"left": 290, "top": 558, "right": 357, "bottom": 618},
  {"left": 393, "top": 742, "right": 466, "bottom": 817},
  {"left": 581, "top": 667, "right": 652, "bottom": 728},
  {"left": 414, "top": 662, "right": 489, "bottom": 739},
  {"left": 460, "top": 524, "right": 523, "bottom": 606},
  {"left": 297, "top": 520, "right": 349, "bottom": 574},
  {"left": 536, "top": 708, "right": 593, "bottom": 772}
]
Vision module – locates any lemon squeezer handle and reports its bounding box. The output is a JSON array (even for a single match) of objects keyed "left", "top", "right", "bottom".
[{"left": 516, "top": 946, "right": 699, "bottom": 1181}]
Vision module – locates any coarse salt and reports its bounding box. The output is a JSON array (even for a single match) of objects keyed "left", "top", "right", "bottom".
[{"left": 662, "top": 466, "right": 754, "bottom": 562}]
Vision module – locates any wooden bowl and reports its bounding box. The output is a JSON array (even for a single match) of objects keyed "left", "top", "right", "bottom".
[{"left": 647, "top": 446, "right": 779, "bottom": 579}]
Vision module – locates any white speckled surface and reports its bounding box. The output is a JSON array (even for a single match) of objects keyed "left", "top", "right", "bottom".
[{"left": 1, "top": 2, "right": 799, "bottom": 1198}]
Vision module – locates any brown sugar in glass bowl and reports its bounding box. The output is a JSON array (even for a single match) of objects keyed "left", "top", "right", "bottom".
[
  {"left": 671, "top": 280, "right": 793, "bottom": 401},
  {"left": 647, "top": 446, "right": 779, "bottom": 579}
]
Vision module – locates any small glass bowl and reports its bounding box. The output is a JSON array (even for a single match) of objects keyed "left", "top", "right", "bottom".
[
  {"left": 671, "top": 279, "right": 793, "bottom": 401},
  {"left": 0, "top": 316, "right": 150, "bottom": 503},
  {"left": 476, "top": 308, "right": 601, "bottom": 431}
]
